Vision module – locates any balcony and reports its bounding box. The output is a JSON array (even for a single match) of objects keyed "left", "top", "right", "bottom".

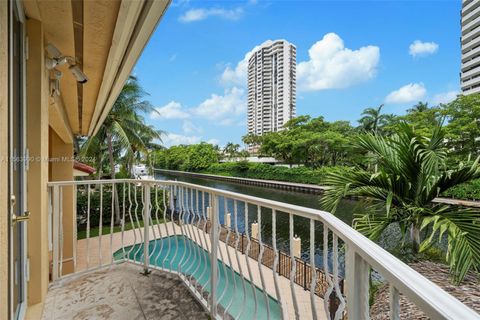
[
  {"left": 42, "top": 263, "right": 209, "bottom": 320},
  {"left": 45, "top": 179, "right": 479, "bottom": 320}
]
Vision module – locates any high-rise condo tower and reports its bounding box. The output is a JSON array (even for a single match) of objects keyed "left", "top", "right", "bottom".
[
  {"left": 461, "top": 0, "right": 480, "bottom": 95},
  {"left": 247, "top": 40, "right": 296, "bottom": 151}
]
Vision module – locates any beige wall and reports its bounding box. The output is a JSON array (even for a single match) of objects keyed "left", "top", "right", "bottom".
[
  {"left": 26, "top": 18, "right": 50, "bottom": 307},
  {"left": 49, "top": 129, "right": 75, "bottom": 275},
  {"left": 0, "top": 1, "right": 9, "bottom": 320}
]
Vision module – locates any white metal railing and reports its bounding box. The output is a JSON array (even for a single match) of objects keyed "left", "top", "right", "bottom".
[{"left": 47, "top": 179, "right": 480, "bottom": 320}]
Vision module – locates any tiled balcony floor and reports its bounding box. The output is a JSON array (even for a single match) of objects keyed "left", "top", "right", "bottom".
[{"left": 42, "top": 263, "right": 209, "bottom": 320}]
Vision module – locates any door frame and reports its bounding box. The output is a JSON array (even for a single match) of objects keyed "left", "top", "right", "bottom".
[{"left": 8, "top": 0, "right": 27, "bottom": 319}]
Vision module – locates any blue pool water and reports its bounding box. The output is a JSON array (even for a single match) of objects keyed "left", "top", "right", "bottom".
[{"left": 114, "top": 235, "right": 281, "bottom": 319}]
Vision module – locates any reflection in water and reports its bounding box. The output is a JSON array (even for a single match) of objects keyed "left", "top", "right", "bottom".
[{"left": 155, "top": 172, "right": 362, "bottom": 271}]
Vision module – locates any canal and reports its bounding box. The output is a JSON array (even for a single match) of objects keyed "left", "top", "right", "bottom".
[{"left": 155, "top": 171, "right": 363, "bottom": 270}]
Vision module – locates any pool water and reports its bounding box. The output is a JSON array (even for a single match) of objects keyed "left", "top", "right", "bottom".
[{"left": 114, "top": 235, "right": 282, "bottom": 319}]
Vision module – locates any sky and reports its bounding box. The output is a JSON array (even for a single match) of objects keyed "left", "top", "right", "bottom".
[{"left": 134, "top": 0, "right": 462, "bottom": 148}]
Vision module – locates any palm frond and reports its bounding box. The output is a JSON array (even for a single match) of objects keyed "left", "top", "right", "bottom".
[{"left": 420, "top": 206, "right": 480, "bottom": 284}]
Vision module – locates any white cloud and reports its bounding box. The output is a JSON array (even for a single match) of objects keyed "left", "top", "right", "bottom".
[
  {"left": 163, "top": 133, "right": 201, "bottom": 147},
  {"left": 179, "top": 7, "right": 243, "bottom": 23},
  {"left": 409, "top": 40, "right": 439, "bottom": 57},
  {"left": 182, "top": 120, "right": 203, "bottom": 134},
  {"left": 221, "top": 35, "right": 380, "bottom": 91},
  {"left": 297, "top": 33, "right": 380, "bottom": 91},
  {"left": 220, "top": 41, "right": 271, "bottom": 87},
  {"left": 192, "top": 87, "right": 246, "bottom": 120},
  {"left": 385, "top": 83, "right": 427, "bottom": 104},
  {"left": 207, "top": 138, "right": 220, "bottom": 145},
  {"left": 151, "top": 101, "right": 189, "bottom": 120},
  {"left": 432, "top": 90, "right": 458, "bottom": 105}
]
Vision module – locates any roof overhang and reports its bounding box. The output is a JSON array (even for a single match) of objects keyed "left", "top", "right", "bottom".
[
  {"left": 73, "top": 160, "right": 96, "bottom": 176},
  {"left": 23, "top": 0, "right": 170, "bottom": 139}
]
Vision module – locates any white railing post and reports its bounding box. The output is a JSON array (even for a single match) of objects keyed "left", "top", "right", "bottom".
[
  {"left": 345, "top": 245, "right": 370, "bottom": 320},
  {"left": 52, "top": 185, "right": 60, "bottom": 281},
  {"left": 143, "top": 183, "right": 151, "bottom": 275},
  {"left": 209, "top": 195, "right": 219, "bottom": 318}
]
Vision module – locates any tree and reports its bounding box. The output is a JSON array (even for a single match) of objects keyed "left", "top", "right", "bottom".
[
  {"left": 321, "top": 123, "right": 480, "bottom": 283},
  {"left": 80, "top": 76, "right": 161, "bottom": 224},
  {"left": 402, "top": 102, "right": 441, "bottom": 136},
  {"left": 358, "top": 104, "right": 387, "bottom": 133},
  {"left": 442, "top": 94, "right": 480, "bottom": 158},
  {"left": 151, "top": 143, "right": 219, "bottom": 172},
  {"left": 224, "top": 142, "right": 240, "bottom": 158}
]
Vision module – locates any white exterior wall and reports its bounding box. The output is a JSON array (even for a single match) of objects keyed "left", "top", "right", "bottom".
[
  {"left": 247, "top": 40, "right": 296, "bottom": 141},
  {"left": 461, "top": 0, "right": 480, "bottom": 95}
]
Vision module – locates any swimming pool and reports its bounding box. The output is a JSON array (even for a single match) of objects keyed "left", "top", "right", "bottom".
[{"left": 114, "top": 235, "right": 281, "bottom": 319}]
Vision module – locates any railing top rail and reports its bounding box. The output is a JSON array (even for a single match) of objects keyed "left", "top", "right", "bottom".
[{"left": 47, "top": 178, "right": 480, "bottom": 319}]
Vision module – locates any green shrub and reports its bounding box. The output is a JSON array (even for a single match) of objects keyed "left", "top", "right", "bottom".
[
  {"left": 76, "top": 184, "right": 166, "bottom": 230},
  {"left": 441, "top": 179, "right": 480, "bottom": 200},
  {"left": 200, "top": 162, "right": 352, "bottom": 185}
]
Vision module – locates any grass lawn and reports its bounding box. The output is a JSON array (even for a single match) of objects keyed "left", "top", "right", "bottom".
[{"left": 77, "top": 219, "right": 165, "bottom": 240}]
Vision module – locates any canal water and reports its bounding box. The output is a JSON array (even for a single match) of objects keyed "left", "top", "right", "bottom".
[{"left": 155, "top": 171, "right": 364, "bottom": 270}]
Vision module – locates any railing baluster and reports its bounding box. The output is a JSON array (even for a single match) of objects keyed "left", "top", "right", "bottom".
[
  {"left": 147, "top": 185, "right": 158, "bottom": 266},
  {"left": 216, "top": 197, "right": 231, "bottom": 310},
  {"left": 183, "top": 188, "right": 198, "bottom": 279},
  {"left": 272, "top": 209, "right": 285, "bottom": 319},
  {"left": 121, "top": 182, "right": 126, "bottom": 259},
  {"left": 210, "top": 194, "right": 219, "bottom": 318},
  {"left": 257, "top": 205, "right": 270, "bottom": 319},
  {"left": 143, "top": 183, "right": 151, "bottom": 274},
  {"left": 98, "top": 184, "right": 103, "bottom": 267},
  {"left": 133, "top": 185, "right": 143, "bottom": 261},
  {"left": 389, "top": 285, "right": 400, "bottom": 320},
  {"left": 160, "top": 185, "right": 171, "bottom": 270},
  {"left": 126, "top": 183, "right": 137, "bottom": 260},
  {"left": 153, "top": 184, "right": 163, "bottom": 267},
  {"left": 310, "top": 219, "right": 318, "bottom": 319},
  {"left": 195, "top": 190, "right": 209, "bottom": 298},
  {"left": 170, "top": 185, "right": 180, "bottom": 274},
  {"left": 110, "top": 183, "right": 115, "bottom": 265},
  {"left": 345, "top": 245, "right": 370, "bottom": 319},
  {"left": 59, "top": 187, "right": 64, "bottom": 277},
  {"left": 200, "top": 193, "right": 212, "bottom": 294},
  {"left": 244, "top": 201, "right": 258, "bottom": 318},
  {"left": 232, "top": 200, "right": 247, "bottom": 320},
  {"left": 86, "top": 184, "right": 91, "bottom": 270},
  {"left": 223, "top": 197, "right": 238, "bottom": 318},
  {"left": 332, "top": 235, "right": 346, "bottom": 320},
  {"left": 188, "top": 189, "right": 203, "bottom": 285},
  {"left": 289, "top": 212, "right": 300, "bottom": 319},
  {"left": 52, "top": 185, "right": 60, "bottom": 281},
  {"left": 73, "top": 185, "right": 77, "bottom": 272},
  {"left": 178, "top": 187, "right": 189, "bottom": 276},
  {"left": 323, "top": 225, "right": 334, "bottom": 319}
]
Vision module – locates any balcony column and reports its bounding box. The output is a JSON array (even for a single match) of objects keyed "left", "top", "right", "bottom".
[
  {"left": 49, "top": 128, "right": 75, "bottom": 276},
  {"left": 26, "top": 17, "right": 50, "bottom": 307}
]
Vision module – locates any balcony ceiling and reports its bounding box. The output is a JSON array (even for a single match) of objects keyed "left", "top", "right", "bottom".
[{"left": 23, "top": 0, "right": 170, "bottom": 140}]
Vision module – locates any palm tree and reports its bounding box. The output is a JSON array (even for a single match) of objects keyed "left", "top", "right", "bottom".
[
  {"left": 358, "top": 104, "right": 386, "bottom": 133},
  {"left": 224, "top": 142, "right": 240, "bottom": 158},
  {"left": 407, "top": 101, "right": 429, "bottom": 113},
  {"left": 321, "top": 123, "right": 480, "bottom": 283},
  {"left": 81, "top": 76, "right": 161, "bottom": 223}
]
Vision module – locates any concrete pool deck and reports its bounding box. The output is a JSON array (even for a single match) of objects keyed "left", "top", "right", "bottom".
[{"left": 69, "top": 222, "right": 329, "bottom": 319}]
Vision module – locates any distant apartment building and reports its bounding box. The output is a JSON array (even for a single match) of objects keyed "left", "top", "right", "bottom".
[
  {"left": 247, "top": 40, "right": 296, "bottom": 151},
  {"left": 461, "top": 0, "right": 480, "bottom": 95}
]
